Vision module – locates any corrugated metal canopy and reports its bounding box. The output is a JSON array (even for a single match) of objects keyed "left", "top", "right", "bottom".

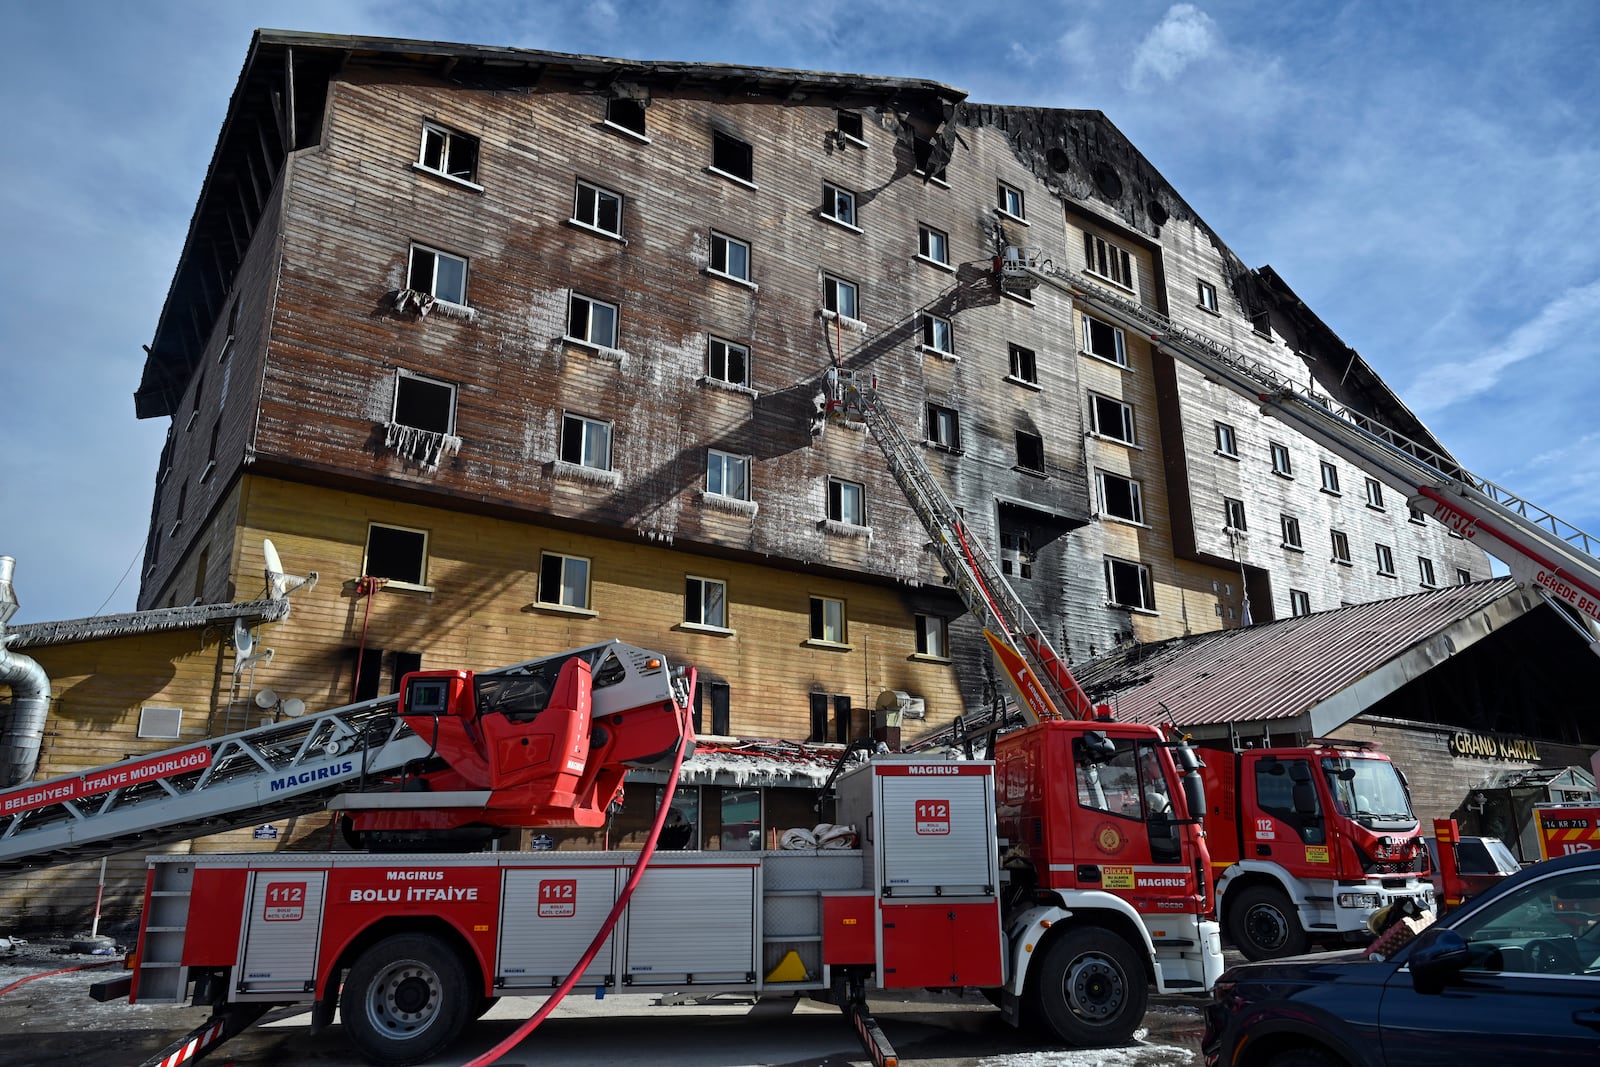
[
  {"left": 1072, "top": 578, "right": 1538, "bottom": 736},
  {"left": 6, "top": 598, "right": 289, "bottom": 650}
]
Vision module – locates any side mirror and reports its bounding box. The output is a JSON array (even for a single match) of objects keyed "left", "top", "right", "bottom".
[{"left": 1409, "top": 926, "right": 1470, "bottom": 995}]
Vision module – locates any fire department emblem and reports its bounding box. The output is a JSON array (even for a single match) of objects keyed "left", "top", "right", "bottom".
[{"left": 1094, "top": 821, "right": 1126, "bottom": 855}]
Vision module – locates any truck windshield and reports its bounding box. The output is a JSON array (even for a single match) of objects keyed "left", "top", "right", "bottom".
[{"left": 1322, "top": 757, "right": 1415, "bottom": 825}]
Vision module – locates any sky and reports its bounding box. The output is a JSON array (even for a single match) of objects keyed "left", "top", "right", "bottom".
[{"left": 2, "top": 0, "right": 1596, "bottom": 625}]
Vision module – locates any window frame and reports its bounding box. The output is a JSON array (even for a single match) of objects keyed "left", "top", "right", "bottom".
[
  {"left": 1215, "top": 421, "right": 1239, "bottom": 458},
  {"left": 684, "top": 575, "right": 729, "bottom": 630},
  {"left": 823, "top": 273, "right": 860, "bottom": 320},
  {"left": 710, "top": 130, "right": 754, "bottom": 184},
  {"left": 912, "top": 136, "right": 948, "bottom": 182},
  {"left": 559, "top": 412, "right": 613, "bottom": 471},
  {"left": 809, "top": 595, "right": 847, "bottom": 645},
  {"left": 926, "top": 403, "right": 962, "bottom": 451},
  {"left": 920, "top": 312, "right": 954, "bottom": 356},
  {"left": 1197, "top": 280, "right": 1219, "bottom": 313},
  {"left": 1104, "top": 556, "right": 1156, "bottom": 612},
  {"left": 836, "top": 110, "right": 865, "bottom": 144},
  {"left": 1015, "top": 430, "right": 1046, "bottom": 474},
  {"left": 1096, "top": 469, "right": 1145, "bottom": 525},
  {"left": 997, "top": 180, "right": 1026, "bottom": 221},
  {"left": 407, "top": 243, "right": 469, "bottom": 306},
  {"left": 1376, "top": 543, "right": 1396, "bottom": 576},
  {"left": 1081, "top": 314, "right": 1128, "bottom": 367},
  {"left": 827, "top": 477, "right": 866, "bottom": 526},
  {"left": 914, "top": 613, "right": 949, "bottom": 659},
  {"left": 1224, "top": 497, "right": 1248, "bottom": 533},
  {"left": 604, "top": 98, "right": 648, "bottom": 139},
  {"left": 706, "top": 448, "right": 752, "bottom": 501},
  {"left": 1419, "top": 556, "right": 1437, "bottom": 588},
  {"left": 1331, "top": 529, "right": 1352, "bottom": 564},
  {"left": 1365, "top": 477, "right": 1386, "bottom": 510},
  {"left": 1008, "top": 343, "right": 1038, "bottom": 385},
  {"left": 1289, "top": 589, "right": 1311, "bottom": 617},
  {"left": 571, "top": 179, "right": 623, "bottom": 237},
  {"left": 537, "top": 551, "right": 592, "bottom": 611},
  {"left": 1082, "top": 231, "right": 1135, "bottom": 289},
  {"left": 709, "top": 230, "right": 753, "bottom": 283},
  {"left": 392, "top": 369, "right": 457, "bottom": 436},
  {"left": 1281, "top": 514, "right": 1303, "bottom": 551},
  {"left": 364, "top": 522, "right": 430, "bottom": 590},
  {"left": 416, "top": 121, "right": 480, "bottom": 186},
  {"left": 1270, "top": 441, "right": 1293, "bottom": 477},
  {"left": 706, "top": 335, "right": 751, "bottom": 388},
  {"left": 566, "top": 292, "right": 620, "bottom": 349},
  {"left": 1320, "top": 461, "right": 1342, "bottom": 495},
  {"left": 917, "top": 223, "right": 951, "bottom": 266},
  {"left": 1088, "top": 393, "right": 1136, "bottom": 444},
  {"left": 821, "top": 183, "right": 859, "bottom": 228}
]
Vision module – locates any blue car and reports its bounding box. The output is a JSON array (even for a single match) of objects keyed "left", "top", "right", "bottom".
[{"left": 1202, "top": 848, "right": 1600, "bottom": 1066}]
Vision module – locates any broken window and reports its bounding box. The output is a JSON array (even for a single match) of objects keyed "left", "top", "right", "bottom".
[
  {"left": 711, "top": 130, "right": 753, "bottom": 183},
  {"left": 1321, "top": 461, "right": 1341, "bottom": 495},
  {"left": 810, "top": 596, "right": 846, "bottom": 644},
  {"left": 1082, "top": 231, "right": 1134, "bottom": 289},
  {"left": 915, "top": 613, "right": 948, "bottom": 658},
  {"left": 823, "top": 274, "right": 859, "bottom": 320},
  {"left": 921, "top": 313, "right": 953, "bottom": 355},
  {"left": 1215, "top": 422, "right": 1238, "bottom": 457},
  {"left": 538, "top": 552, "right": 590, "bottom": 610},
  {"left": 706, "top": 449, "right": 750, "bottom": 500},
  {"left": 836, "top": 110, "right": 864, "bottom": 143},
  {"left": 365, "top": 523, "right": 428, "bottom": 587},
  {"left": 1271, "top": 442, "right": 1293, "bottom": 477},
  {"left": 1331, "top": 529, "right": 1352, "bottom": 563},
  {"left": 1104, "top": 556, "right": 1155, "bottom": 611},
  {"left": 926, "top": 404, "right": 961, "bottom": 450},
  {"left": 822, "top": 183, "right": 857, "bottom": 227},
  {"left": 393, "top": 371, "right": 456, "bottom": 435},
  {"left": 1365, "top": 477, "right": 1385, "bottom": 510},
  {"left": 684, "top": 576, "right": 728, "bottom": 629},
  {"left": 408, "top": 244, "right": 468, "bottom": 306},
  {"left": 1015, "top": 430, "right": 1045, "bottom": 473},
  {"left": 417, "top": 122, "right": 479, "bottom": 183},
  {"left": 1009, "top": 343, "right": 1038, "bottom": 385},
  {"left": 913, "top": 136, "right": 947, "bottom": 182},
  {"left": 567, "top": 292, "right": 618, "bottom": 349},
  {"left": 1290, "top": 589, "right": 1311, "bottom": 617},
  {"left": 560, "top": 413, "right": 612, "bottom": 470},
  {"left": 827, "top": 477, "right": 865, "bottom": 526},
  {"left": 707, "top": 336, "right": 750, "bottom": 387},
  {"left": 918, "top": 224, "right": 949, "bottom": 265},
  {"left": 1089, "top": 393, "right": 1135, "bottom": 444},
  {"left": 1097, "top": 471, "right": 1144, "bottom": 524},
  {"left": 1081, "top": 314, "right": 1127, "bottom": 366},
  {"left": 710, "top": 231, "right": 751, "bottom": 281},
  {"left": 1001, "top": 531, "right": 1034, "bottom": 580},
  {"left": 1281, "top": 514, "right": 1303, "bottom": 550},
  {"left": 1419, "top": 556, "right": 1437, "bottom": 588},
  {"left": 808, "top": 692, "right": 830, "bottom": 741},
  {"left": 606, "top": 98, "right": 647, "bottom": 137},
  {"left": 1198, "top": 280, "right": 1219, "bottom": 313},
  {"left": 1225, "top": 497, "right": 1247, "bottom": 532},
  {"left": 997, "top": 181, "right": 1025, "bottom": 220},
  {"left": 572, "top": 180, "right": 622, "bottom": 236}
]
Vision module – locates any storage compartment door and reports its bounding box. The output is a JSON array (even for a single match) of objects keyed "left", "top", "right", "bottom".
[
  {"left": 498, "top": 867, "right": 621, "bottom": 988},
  {"left": 624, "top": 866, "right": 757, "bottom": 986},
  {"left": 878, "top": 776, "right": 995, "bottom": 895},
  {"left": 880, "top": 901, "right": 1003, "bottom": 989},
  {"left": 237, "top": 871, "right": 327, "bottom": 995}
]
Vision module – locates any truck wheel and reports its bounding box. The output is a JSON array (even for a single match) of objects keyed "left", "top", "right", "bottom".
[
  {"left": 1029, "top": 926, "right": 1148, "bottom": 1047},
  {"left": 340, "top": 933, "right": 471, "bottom": 1066},
  {"left": 1229, "top": 885, "right": 1308, "bottom": 961}
]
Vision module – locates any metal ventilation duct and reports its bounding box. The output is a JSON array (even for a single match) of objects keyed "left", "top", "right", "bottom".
[{"left": 0, "top": 557, "right": 50, "bottom": 787}]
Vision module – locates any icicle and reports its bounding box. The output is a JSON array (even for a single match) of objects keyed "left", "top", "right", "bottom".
[{"left": 383, "top": 422, "right": 461, "bottom": 471}]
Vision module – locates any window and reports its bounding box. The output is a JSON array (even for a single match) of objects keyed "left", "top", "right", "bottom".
[
  {"left": 1457, "top": 568, "right": 1472, "bottom": 585},
  {"left": 560, "top": 413, "right": 612, "bottom": 470},
  {"left": 915, "top": 613, "right": 948, "bottom": 658},
  {"left": 918, "top": 224, "right": 950, "bottom": 265},
  {"left": 365, "top": 523, "right": 428, "bottom": 587},
  {"left": 1089, "top": 393, "right": 1136, "bottom": 444},
  {"left": 1376, "top": 543, "right": 1395, "bottom": 576},
  {"left": 1270, "top": 442, "right": 1293, "bottom": 477},
  {"left": 1331, "top": 529, "right": 1352, "bottom": 564},
  {"left": 538, "top": 552, "right": 590, "bottom": 610},
  {"left": 718, "top": 782, "right": 756, "bottom": 849},
  {"left": 408, "top": 244, "right": 468, "bottom": 305},
  {"left": 711, "top": 130, "right": 753, "bottom": 182},
  {"left": 1223, "top": 497, "right": 1247, "bottom": 532},
  {"left": 822, "top": 184, "right": 857, "bottom": 227},
  {"left": 997, "top": 181, "right": 1025, "bottom": 220},
  {"left": 1290, "top": 589, "right": 1311, "bottom": 617},
  {"left": 1009, "top": 343, "right": 1037, "bottom": 384},
  {"left": 926, "top": 403, "right": 961, "bottom": 450},
  {"left": 706, "top": 449, "right": 750, "bottom": 500},
  {"left": 605, "top": 98, "right": 647, "bottom": 137},
  {"left": 1198, "top": 280, "right": 1219, "bottom": 312},
  {"left": 809, "top": 692, "right": 830, "bottom": 742},
  {"left": 567, "top": 292, "right": 618, "bottom": 348},
  {"left": 1320, "top": 461, "right": 1341, "bottom": 494},
  {"left": 710, "top": 231, "right": 751, "bottom": 281},
  {"left": 913, "top": 136, "right": 947, "bottom": 181},
  {"left": 417, "top": 122, "right": 479, "bottom": 183},
  {"left": 1365, "top": 477, "right": 1385, "bottom": 509},
  {"left": 1105, "top": 557, "right": 1155, "bottom": 611},
  {"left": 823, "top": 274, "right": 859, "bottom": 320},
  {"left": 393, "top": 371, "right": 456, "bottom": 434},
  {"left": 1449, "top": 866, "right": 1600, "bottom": 977},
  {"left": 921, "top": 313, "right": 954, "bottom": 355},
  {"left": 1015, "top": 430, "right": 1045, "bottom": 473},
  {"left": 1215, "top": 422, "right": 1238, "bottom": 457},
  {"left": 1096, "top": 470, "right": 1144, "bottom": 524},
  {"left": 707, "top": 336, "right": 750, "bottom": 387},
  {"left": 1081, "top": 315, "right": 1127, "bottom": 366},
  {"left": 1083, "top": 232, "right": 1134, "bottom": 288},
  {"left": 1409, "top": 505, "right": 1427, "bottom": 524},
  {"left": 1281, "top": 514, "right": 1303, "bottom": 550},
  {"left": 1419, "top": 556, "right": 1437, "bottom": 587},
  {"left": 1250, "top": 309, "right": 1272, "bottom": 337},
  {"left": 810, "top": 595, "right": 846, "bottom": 644},
  {"left": 205, "top": 420, "right": 220, "bottom": 472},
  {"left": 684, "top": 576, "right": 727, "bottom": 628},
  {"left": 836, "top": 110, "right": 864, "bottom": 142},
  {"left": 827, "top": 477, "right": 865, "bottom": 525},
  {"left": 572, "top": 180, "right": 622, "bottom": 236},
  {"left": 1001, "top": 531, "right": 1034, "bottom": 579}
]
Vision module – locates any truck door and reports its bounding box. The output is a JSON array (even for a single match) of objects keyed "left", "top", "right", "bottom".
[
  {"left": 1248, "top": 757, "right": 1326, "bottom": 870},
  {"left": 1074, "top": 735, "right": 1184, "bottom": 870}
]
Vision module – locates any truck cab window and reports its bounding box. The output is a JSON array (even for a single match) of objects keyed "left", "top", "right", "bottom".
[{"left": 1255, "top": 758, "right": 1326, "bottom": 844}]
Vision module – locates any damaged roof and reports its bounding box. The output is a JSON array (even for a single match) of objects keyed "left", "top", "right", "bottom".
[
  {"left": 6, "top": 598, "right": 288, "bottom": 651},
  {"left": 1072, "top": 578, "right": 1540, "bottom": 738}
]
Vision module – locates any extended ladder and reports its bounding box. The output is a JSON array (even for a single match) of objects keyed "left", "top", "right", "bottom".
[
  {"left": 1005, "top": 252, "right": 1600, "bottom": 652},
  {"left": 824, "top": 369, "right": 1102, "bottom": 722}
]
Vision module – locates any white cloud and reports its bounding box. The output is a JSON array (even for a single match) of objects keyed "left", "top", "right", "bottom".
[
  {"left": 1407, "top": 278, "right": 1600, "bottom": 413},
  {"left": 1131, "top": 3, "right": 1218, "bottom": 88}
]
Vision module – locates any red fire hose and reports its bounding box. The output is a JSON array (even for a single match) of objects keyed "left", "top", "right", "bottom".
[
  {"left": 458, "top": 698, "right": 694, "bottom": 1067},
  {"left": 0, "top": 957, "right": 121, "bottom": 998}
]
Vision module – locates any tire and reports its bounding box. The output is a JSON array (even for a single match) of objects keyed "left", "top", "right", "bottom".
[
  {"left": 473, "top": 994, "right": 501, "bottom": 1020},
  {"left": 1228, "top": 884, "right": 1309, "bottom": 961},
  {"left": 1266, "top": 1046, "right": 1349, "bottom": 1067},
  {"left": 340, "top": 933, "right": 472, "bottom": 1066},
  {"left": 1028, "top": 926, "right": 1149, "bottom": 1047}
]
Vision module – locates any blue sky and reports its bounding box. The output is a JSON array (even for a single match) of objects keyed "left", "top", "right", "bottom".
[{"left": 3, "top": 1, "right": 1596, "bottom": 623}]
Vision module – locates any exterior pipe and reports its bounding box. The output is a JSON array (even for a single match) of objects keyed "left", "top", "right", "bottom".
[{"left": 0, "top": 557, "right": 50, "bottom": 788}]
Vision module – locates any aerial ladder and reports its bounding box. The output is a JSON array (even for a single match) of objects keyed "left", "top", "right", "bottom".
[{"left": 997, "top": 248, "right": 1600, "bottom": 653}]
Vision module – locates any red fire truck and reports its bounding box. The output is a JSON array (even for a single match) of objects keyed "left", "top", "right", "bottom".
[
  {"left": 1535, "top": 802, "right": 1600, "bottom": 860},
  {"left": 1198, "top": 740, "right": 1433, "bottom": 959}
]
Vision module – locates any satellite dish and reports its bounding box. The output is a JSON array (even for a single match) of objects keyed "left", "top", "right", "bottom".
[
  {"left": 233, "top": 618, "right": 255, "bottom": 659},
  {"left": 254, "top": 688, "right": 279, "bottom": 709},
  {"left": 281, "top": 698, "right": 306, "bottom": 718},
  {"left": 263, "top": 538, "right": 286, "bottom": 598}
]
